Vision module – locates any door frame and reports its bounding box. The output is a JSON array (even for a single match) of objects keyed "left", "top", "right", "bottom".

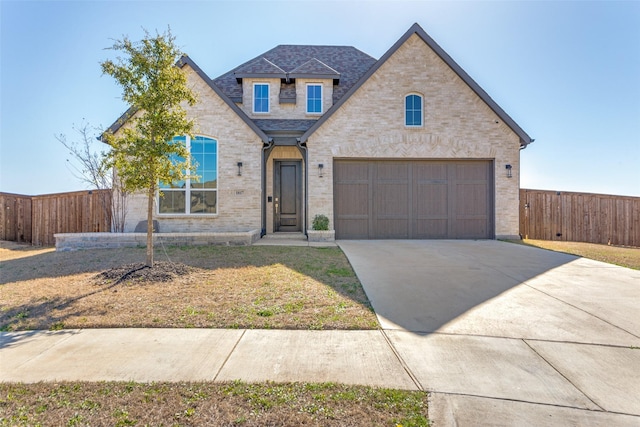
[{"left": 274, "top": 160, "right": 302, "bottom": 232}]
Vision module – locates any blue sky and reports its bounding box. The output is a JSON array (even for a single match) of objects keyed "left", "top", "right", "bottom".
[{"left": 1, "top": 0, "right": 639, "bottom": 197}]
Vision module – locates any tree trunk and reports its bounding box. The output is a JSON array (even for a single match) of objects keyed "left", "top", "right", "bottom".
[{"left": 146, "top": 186, "right": 154, "bottom": 267}]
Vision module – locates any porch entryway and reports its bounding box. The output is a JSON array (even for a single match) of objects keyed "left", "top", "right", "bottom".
[{"left": 274, "top": 160, "right": 302, "bottom": 232}]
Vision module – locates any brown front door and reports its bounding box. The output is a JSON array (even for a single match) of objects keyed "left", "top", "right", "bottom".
[{"left": 274, "top": 160, "right": 302, "bottom": 232}]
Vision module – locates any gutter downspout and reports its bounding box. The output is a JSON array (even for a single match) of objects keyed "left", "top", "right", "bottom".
[
  {"left": 261, "top": 138, "right": 274, "bottom": 237},
  {"left": 296, "top": 138, "right": 308, "bottom": 237}
]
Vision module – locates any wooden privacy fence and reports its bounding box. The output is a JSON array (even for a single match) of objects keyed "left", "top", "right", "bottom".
[
  {"left": 520, "top": 189, "right": 640, "bottom": 247},
  {"left": 0, "top": 190, "right": 112, "bottom": 246},
  {"left": 0, "top": 193, "right": 32, "bottom": 243}
]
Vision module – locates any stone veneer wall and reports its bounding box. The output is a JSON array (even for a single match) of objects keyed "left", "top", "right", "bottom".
[
  {"left": 120, "top": 65, "right": 264, "bottom": 233},
  {"left": 306, "top": 34, "right": 522, "bottom": 238},
  {"left": 55, "top": 231, "right": 261, "bottom": 251}
]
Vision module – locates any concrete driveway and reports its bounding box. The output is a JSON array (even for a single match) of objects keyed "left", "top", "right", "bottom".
[{"left": 338, "top": 240, "right": 640, "bottom": 426}]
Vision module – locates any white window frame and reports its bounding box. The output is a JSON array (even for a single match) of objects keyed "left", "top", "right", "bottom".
[
  {"left": 405, "top": 93, "right": 424, "bottom": 127},
  {"left": 253, "top": 82, "right": 270, "bottom": 113},
  {"left": 157, "top": 135, "right": 218, "bottom": 216},
  {"left": 306, "top": 83, "right": 323, "bottom": 114}
]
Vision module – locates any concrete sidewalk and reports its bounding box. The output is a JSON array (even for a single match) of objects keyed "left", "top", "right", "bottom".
[
  {"left": 2, "top": 327, "right": 639, "bottom": 426},
  {"left": 1, "top": 328, "right": 414, "bottom": 389}
]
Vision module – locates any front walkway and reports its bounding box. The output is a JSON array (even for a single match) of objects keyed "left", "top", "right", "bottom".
[{"left": 253, "top": 232, "right": 337, "bottom": 247}]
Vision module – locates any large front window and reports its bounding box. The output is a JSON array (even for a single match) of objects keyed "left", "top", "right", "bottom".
[
  {"left": 159, "top": 135, "right": 218, "bottom": 214},
  {"left": 254, "top": 83, "right": 270, "bottom": 113}
]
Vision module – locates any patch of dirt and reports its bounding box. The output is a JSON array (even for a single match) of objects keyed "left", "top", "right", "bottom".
[{"left": 93, "top": 261, "right": 196, "bottom": 285}]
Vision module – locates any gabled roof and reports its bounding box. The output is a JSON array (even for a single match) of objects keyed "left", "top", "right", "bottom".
[
  {"left": 233, "top": 57, "right": 287, "bottom": 81},
  {"left": 104, "top": 24, "right": 532, "bottom": 149},
  {"left": 103, "top": 55, "right": 270, "bottom": 143},
  {"left": 301, "top": 23, "right": 534, "bottom": 148},
  {"left": 289, "top": 58, "right": 340, "bottom": 83}
]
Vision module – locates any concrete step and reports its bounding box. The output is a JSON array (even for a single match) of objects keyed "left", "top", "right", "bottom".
[{"left": 263, "top": 232, "right": 307, "bottom": 240}]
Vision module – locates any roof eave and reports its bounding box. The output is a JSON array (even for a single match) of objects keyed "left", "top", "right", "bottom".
[
  {"left": 408, "top": 24, "right": 534, "bottom": 147},
  {"left": 290, "top": 73, "right": 340, "bottom": 81},
  {"left": 234, "top": 72, "right": 287, "bottom": 80},
  {"left": 102, "top": 55, "right": 270, "bottom": 144},
  {"left": 302, "top": 23, "right": 534, "bottom": 147},
  {"left": 183, "top": 56, "right": 270, "bottom": 143},
  {"left": 99, "top": 106, "right": 137, "bottom": 144}
]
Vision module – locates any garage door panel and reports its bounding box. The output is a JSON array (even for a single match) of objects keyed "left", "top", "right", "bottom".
[
  {"left": 336, "top": 219, "right": 369, "bottom": 239},
  {"left": 414, "top": 162, "right": 448, "bottom": 180},
  {"left": 456, "top": 219, "right": 488, "bottom": 239},
  {"left": 455, "top": 162, "right": 488, "bottom": 180},
  {"left": 334, "top": 160, "right": 493, "bottom": 239},
  {"left": 335, "top": 183, "right": 369, "bottom": 216},
  {"left": 376, "top": 184, "right": 409, "bottom": 216},
  {"left": 415, "top": 219, "right": 449, "bottom": 238},
  {"left": 456, "top": 183, "right": 489, "bottom": 216},
  {"left": 376, "top": 162, "right": 409, "bottom": 180},
  {"left": 415, "top": 183, "right": 448, "bottom": 216},
  {"left": 375, "top": 219, "right": 409, "bottom": 239},
  {"left": 335, "top": 161, "right": 369, "bottom": 181}
]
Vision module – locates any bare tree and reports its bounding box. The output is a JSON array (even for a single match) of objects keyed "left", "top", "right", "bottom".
[{"left": 56, "top": 121, "right": 127, "bottom": 232}]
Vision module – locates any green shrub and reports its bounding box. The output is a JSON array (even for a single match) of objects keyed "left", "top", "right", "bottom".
[{"left": 312, "top": 214, "right": 329, "bottom": 231}]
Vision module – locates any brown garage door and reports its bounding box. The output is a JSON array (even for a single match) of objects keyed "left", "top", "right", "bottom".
[{"left": 334, "top": 160, "right": 494, "bottom": 239}]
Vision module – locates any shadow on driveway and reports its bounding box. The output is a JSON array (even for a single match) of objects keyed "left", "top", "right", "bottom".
[{"left": 338, "top": 239, "right": 640, "bottom": 345}]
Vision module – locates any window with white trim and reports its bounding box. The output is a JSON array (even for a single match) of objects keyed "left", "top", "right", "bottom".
[
  {"left": 405, "top": 94, "right": 423, "bottom": 127},
  {"left": 254, "top": 83, "right": 270, "bottom": 113},
  {"left": 158, "top": 135, "right": 218, "bottom": 214},
  {"left": 306, "top": 84, "right": 322, "bottom": 114}
]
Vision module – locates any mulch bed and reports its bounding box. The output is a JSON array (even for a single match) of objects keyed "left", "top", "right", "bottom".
[{"left": 93, "top": 262, "right": 196, "bottom": 285}]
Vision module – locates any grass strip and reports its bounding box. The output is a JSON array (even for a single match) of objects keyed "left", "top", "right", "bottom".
[{"left": 0, "top": 381, "right": 429, "bottom": 426}]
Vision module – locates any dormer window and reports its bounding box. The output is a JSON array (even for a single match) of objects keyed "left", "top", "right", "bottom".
[
  {"left": 254, "top": 83, "right": 270, "bottom": 113},
  {"left": 307, "top": 84, "right": 322, "bottom": 114},
  {"left": 405, "top": 94, "right": 423, "bottom": 127}
]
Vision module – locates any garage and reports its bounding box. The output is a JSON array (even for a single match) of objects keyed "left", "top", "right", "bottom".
[{"left": 334, "top": 160, "right": 494, "bottom": 239}]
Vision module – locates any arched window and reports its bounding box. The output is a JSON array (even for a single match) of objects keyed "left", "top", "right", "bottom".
[
  {"left": 405, "top": 94, "right": 423, "bottom": 127},
  {"left": 158, "top": 135, "right": 218, "bottom": 215}
]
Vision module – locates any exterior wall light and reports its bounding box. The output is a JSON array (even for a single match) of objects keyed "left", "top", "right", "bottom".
[
  {"left": 237, "top": 162, "right": 243, "bottom": 176},
  {"left": 318, "top": 163, "right": 324, "bottom": 178},
  {"left": 505, "top": 164, "right": 512, "bottom": 178}
]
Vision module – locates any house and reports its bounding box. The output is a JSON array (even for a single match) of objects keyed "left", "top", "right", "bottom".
[{"left": 106, "top": 23, "right": 533, "bottom": 242}]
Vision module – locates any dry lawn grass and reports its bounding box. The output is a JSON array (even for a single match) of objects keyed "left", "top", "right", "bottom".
[
  {"left": 0, "top": 242, "right": 378, "bottom": 332},
  {"left": 0, "top": 381, "right": 429, "bottom": 426},
  {"left": 512, "top": 239, "right": 640, "bottom": 270}
]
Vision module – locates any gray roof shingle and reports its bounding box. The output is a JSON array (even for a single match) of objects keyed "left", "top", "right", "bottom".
[
  {"left": 233, "top": 57, "right": 287, "bottom": 79},
  {"left": 253, "top": 119, "right": 317, "bottom": 133},
  {"left": 289, "top": 58, "right": 340, "bottom": 80},
  {"left": 214, "top": 45, "right": 377, "bottom": 104}
]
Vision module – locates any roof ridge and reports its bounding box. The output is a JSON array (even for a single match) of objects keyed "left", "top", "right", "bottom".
[
  {"left": 289, "top": 57, "right": 340, "bottom": 75},
  {"left": 261, "top": 57, "right": 286, "bottom": 73},
  {"left": 234, "top": 56, "right": 287, "bottom": 76}
]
